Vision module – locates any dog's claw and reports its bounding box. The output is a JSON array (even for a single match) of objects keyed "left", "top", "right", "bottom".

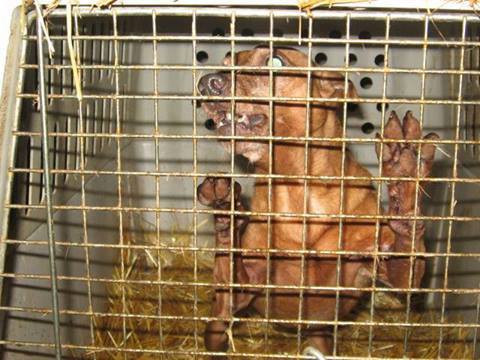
[
  {"left": 385, "top": 111, "right": 403, "bottom": 140},
  {"left": 403, "top": 110, "right": 422, "bottom": 141}
]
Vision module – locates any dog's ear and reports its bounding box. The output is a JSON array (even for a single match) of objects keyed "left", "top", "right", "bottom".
[{"left": 314, "top": 71, "right": 358, "bottom": 104}]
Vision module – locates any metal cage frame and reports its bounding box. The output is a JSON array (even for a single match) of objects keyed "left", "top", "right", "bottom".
[{"left": 0, "top": 4, "right": 479, "bottom": 359}]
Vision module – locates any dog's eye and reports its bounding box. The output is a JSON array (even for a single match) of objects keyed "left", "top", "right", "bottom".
[{"left": 266, "top": 55, "right": 284, "bottom": 67}]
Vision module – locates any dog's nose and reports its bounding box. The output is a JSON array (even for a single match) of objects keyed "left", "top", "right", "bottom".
[{"left": 198, "top": 73, "right": 227, "bottom": 95}]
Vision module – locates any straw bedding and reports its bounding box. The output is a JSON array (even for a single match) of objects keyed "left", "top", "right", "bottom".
[{"left": 87, "top": 225, "right": 473, "bottom": 359}]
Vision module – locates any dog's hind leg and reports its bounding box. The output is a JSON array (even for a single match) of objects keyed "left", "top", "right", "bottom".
[{"left": 197, "top": 177, "right": 254, "bottom": 357}]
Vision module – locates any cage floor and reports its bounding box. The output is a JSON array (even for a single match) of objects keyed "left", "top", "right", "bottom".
[{"left": 86, "top": 222, "right": 473, "bottom": 360}]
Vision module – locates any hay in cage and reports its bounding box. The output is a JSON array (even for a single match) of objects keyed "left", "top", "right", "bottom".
[{"left": 87, "top": 219, "right": 474, "bottom": 359}]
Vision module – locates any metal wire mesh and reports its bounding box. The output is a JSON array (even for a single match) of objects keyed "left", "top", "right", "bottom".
[{"left": 0, "top": 4, "right": 479, "bottom": 360}]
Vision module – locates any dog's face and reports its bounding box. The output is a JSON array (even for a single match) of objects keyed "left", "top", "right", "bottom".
[{"left": 198, "top": 47, "right": 355, "bottom": 163}]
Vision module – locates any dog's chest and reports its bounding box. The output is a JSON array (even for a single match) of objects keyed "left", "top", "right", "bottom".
[{"left": 246, "top": 183, "right": 340, "bottom": 248}]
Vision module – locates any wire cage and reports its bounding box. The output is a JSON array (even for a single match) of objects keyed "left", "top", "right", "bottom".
[{"left": 0, "top": 2, "right": 479, "bottom": 359}]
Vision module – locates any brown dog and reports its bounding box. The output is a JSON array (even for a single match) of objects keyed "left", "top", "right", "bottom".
[{"left": 196, "top": 47, "right": 438, "bottom": 357}]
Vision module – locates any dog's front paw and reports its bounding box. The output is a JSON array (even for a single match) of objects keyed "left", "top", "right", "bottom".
[
  {"left": 376, "top": 111, "right": 438, "bottom": 179},
  {"left": 197, "top": 177, "right": 241, "bottom": 209},
  {"left": 375, "top": 111, "right": 438, "bottom": 237}
]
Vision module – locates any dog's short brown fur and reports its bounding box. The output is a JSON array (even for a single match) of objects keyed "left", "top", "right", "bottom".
[{"left": 197, "top": 47, "right": 438, "bottom": 357}]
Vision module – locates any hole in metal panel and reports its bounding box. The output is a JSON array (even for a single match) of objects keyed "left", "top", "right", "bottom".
[
  {"left": 51, "top": 123, "right": 58, "bottom": 191},
  {"left": 58, "top": 26, "right": 65, "bottom": 96},
  {"left": 100, "top": 22, "right": 105, "bottom": 79},
  {"left": 329, "top": 29, "right": 342, "bottom": 38},
  {"left": 97, "top": 99, "right": 104, "bottom": 152},
  {"left": 212, "top": 27, "right": 225, "bottom": 37},
  {"left": 74, "top": 115, "right": 81, "bottom": 171},
  {"left": 86, "top": 24, "right": 94, "bottom": 85},
  {"left": 204, "top": 119, "right": 216, "bottom": 131},
  {"left": 38, "top": 141, "right": 44, "bottom": 204},
  {"left": 93, "top": 29, "right": 100, "bottom": 82},
  {"left": 347, "top": 53, "right": 357, "bottom": 65},
  {"left": 66, "top": 116, "right": 75, "bottom": 179},
  {"left": 91, "top": 101, "right": 98, "bottom": 155},
  {"left": 107, "top": 38, "right": 113, "bottom": 78},
  {"left": 273, "top": 28, "right": 283, "bottom": 37},
  {"left": 101, "top": 98, "right": 108, "bottom": 148},
  {"left": 196, "top": 50, "right": 209, "bottom": 63},
  {"left": 120, "top": 27, "right": 127, "bottom": 64},
  {"left": 31, "top": 37, "right": 39, "bottom": 94},
  {"left": 109, "top": 98, "right": 115, "bottom": 138},
  {"left": 376, "top": 103, "right": 389, "bottom": 112},
  {"left": 347, "top": 102, "right": 359, "bottom": 113},
  {"left": 361, "top": 122, "right": 375, "bottom": 134},
  {"left": 47, "top": 55, "right": 53, "bottom": 106},
  {"left": 241, "top": 28, "right": 254, "bottom": 37},
  {"left": 360, "top": 76, "right": 373, "bottom": 89},
  {"left": 359, "top": 30, "right": 372, "bottom": 39},
  {"left": 315, "top": 52, "right": 328, "bottom": 65},
  {"left": 60, "top": 119, "right": 68, "bottom": 185},
  {"left": 24, "top": 137, "right": 32, "bottom": 215},
  {"left": 375, "top": 54, "right": 385, "bottom": 66}
]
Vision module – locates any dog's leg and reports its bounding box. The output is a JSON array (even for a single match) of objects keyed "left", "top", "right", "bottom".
[
  {"left": 197, "top": 177, "right": 252, "bottom": 356},
  {"left": 375, "top": 111, "right": 438, "bottom": 289}
]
